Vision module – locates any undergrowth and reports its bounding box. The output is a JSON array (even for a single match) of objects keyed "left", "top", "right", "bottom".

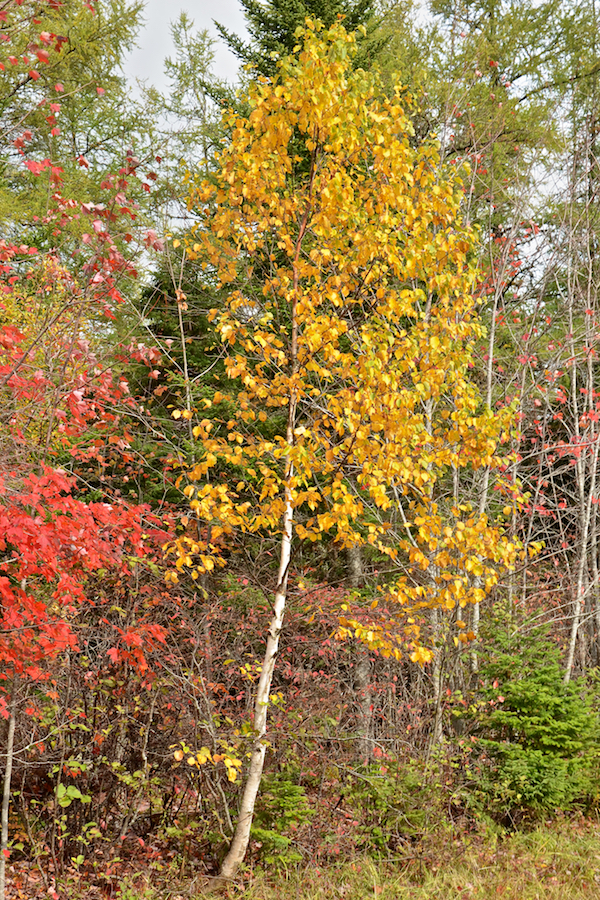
[
  {"left": 231, "top": 817, "right": 600, "bottom": 899},
  {"left": 8, "top": 816, "right": 600, "bottom": 899}
]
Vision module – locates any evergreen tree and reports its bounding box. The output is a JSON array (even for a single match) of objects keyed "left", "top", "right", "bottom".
[
  {"left": 214, "top": 0, "right": 384, "bottom": 77},
  {"left": 466, "top": 614, "right": 598, "bottom": 819},
  {"left": 0, "top": 0, "right": 153, "bottom": 251},
  {"left": 139, "top": 13, "right": 230, "bottom": 219}
]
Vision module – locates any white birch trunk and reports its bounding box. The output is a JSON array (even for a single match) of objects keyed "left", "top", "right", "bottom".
[
  {"left": 219, "top": 482, "right": 293, "bottom": 878},
  {"left": 219, "top": 156, "right": 313, "bottom": 879},
  {"left": 0, "top": 687, "right": 17, "bottom": 900}
]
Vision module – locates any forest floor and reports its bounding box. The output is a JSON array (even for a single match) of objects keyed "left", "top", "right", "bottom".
[{"left": 6, "top": 815, "right": 600, "bottom": 900}]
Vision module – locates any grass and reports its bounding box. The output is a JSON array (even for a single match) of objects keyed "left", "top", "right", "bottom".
[
  {"left": 230, "top": 818, "right": 600, "bottom": 900},
  {"left": 10, "top": 816, "right": 600, "bottom": 899}
]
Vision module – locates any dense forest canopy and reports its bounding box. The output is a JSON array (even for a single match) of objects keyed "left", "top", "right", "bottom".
[{"left": 2, "top": 1, "right": 600, "bottom": 896}]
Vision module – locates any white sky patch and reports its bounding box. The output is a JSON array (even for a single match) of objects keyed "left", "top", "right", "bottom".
[{"left": 124, "top": 0, "right": 248, "bottom": 91}]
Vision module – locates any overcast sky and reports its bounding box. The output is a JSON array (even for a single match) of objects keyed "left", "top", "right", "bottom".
[{"left": 124, "top": 0, "right": 248, "bottom": 91}]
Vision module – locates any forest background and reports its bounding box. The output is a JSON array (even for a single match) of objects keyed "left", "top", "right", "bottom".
[{"left": 3, "top": 1, "right": 600, "bottom": 898}]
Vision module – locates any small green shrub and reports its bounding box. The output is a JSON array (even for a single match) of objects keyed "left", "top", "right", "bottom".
[
  {"left": 250, "top": 771, "right": 314, "bottom": 866},
  {"left": 344, "top": 759, "right": 443, "bottom": 854},
  {"left": 464, "top": 613, "right": 599, "bottom": 821}
]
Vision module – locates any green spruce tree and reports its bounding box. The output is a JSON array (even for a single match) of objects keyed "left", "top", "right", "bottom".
[{"left": 214, "top": 0, "right": 384, "bottom": 77}]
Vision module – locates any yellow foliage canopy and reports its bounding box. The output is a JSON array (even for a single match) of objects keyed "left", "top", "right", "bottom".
[{"left": 166, "top": 20, "right": 521, "bottom": 659}]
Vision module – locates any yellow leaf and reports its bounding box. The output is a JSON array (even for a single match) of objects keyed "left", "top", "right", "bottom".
[{"left": 170, "top": 20, "right": 521, "bottom": 725}]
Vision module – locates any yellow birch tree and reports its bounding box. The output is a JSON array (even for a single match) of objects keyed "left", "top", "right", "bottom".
[{"left": 167, "top": 20, "right": 520, "bottom": 878}]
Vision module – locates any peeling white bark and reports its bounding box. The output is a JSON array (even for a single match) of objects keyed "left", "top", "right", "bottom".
[
  {"left": 219, "top": 476, "right": 293, "bottom": 878},
  {"left": 0, "top": 687, "right": 17, "bottom": 900}
]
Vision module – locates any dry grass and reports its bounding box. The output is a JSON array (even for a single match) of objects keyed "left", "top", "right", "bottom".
[
  {"left": 10, "top": 817, "right": 600, "bottom": 899},
  {"left": 237, "top": 818, "right": 600, "bottom": 900}
]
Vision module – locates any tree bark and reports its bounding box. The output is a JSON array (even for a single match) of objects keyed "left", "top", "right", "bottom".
[
  {"left": 430, "top": 607, "right": 444, "bottom": 747},
  {"left": 219, "top": 145, "right": 314, "bottom": 880},
  {"left": 218, "top": 485, "right": 293, "bottom": 879},
  {"left": 346, "top": 545, "right": 373, "bottom": 763},
  {"left": 0, "top": 686, "right": 17, "bottom": 900}
]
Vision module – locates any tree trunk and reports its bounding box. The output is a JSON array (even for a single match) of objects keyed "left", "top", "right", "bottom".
[
  {"left": 347, "top": 544, "right": 363, "bottom": 590},
  {"left": 564, "top": 417, "right": 598, "bottom": 681},
  {"left": 0, "top": 686, "right": 17, "bottom": 900},
  {"left": 219, "top": 150, "right": 311, "bottom": 880},
  {"left": 354, "top": 651, "right": 372, "bottom": 764},
  {"left": 346, "top": 545, "right": 372, "bottom": 762},
  {"left": 430, "top": 607, "right": 444, "bottom": 747},
  {"left": 218, "top": 470, "right": 293, "bottom": 880}
]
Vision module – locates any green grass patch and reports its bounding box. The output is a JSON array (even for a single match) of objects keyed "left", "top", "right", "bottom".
[
  {"left": 237, "top": 818, "right": 600, "bottom": 900},
  {"left": 12, "top": 817, "right": 600, "bottom": 899}
]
